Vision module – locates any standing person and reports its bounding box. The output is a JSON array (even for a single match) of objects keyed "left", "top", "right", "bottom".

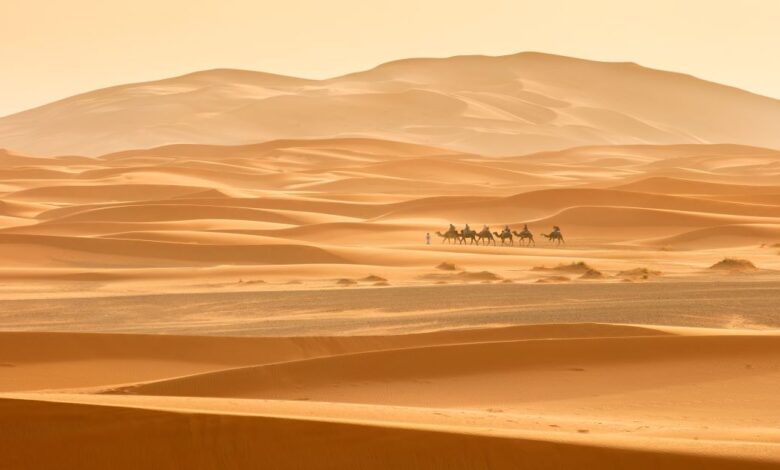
[{"left": 426, "top": 232, "right": 431, "bottom": 245}]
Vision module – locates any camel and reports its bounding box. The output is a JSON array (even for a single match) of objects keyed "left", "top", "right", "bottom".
[
  {"left": 512, "top": 229, "right": 535, "bottom": 246},
  {"left": 477, "top": 228, "right": 496, "bottom": 245},
  {"left": 436, "top": 230, "right": 460, "bottom": 244},
  {"left": 460, "top": 228, "right": 478, "bottom": 245},
  {"left": 493, "top": 230, "right": 513, "bottom": 246},
  {"left": 542, "top": 231, "right": 565, "bottom": 246}
]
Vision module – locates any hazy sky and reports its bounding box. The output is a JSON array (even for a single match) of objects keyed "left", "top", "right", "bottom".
[{"left": 2, "top": 0, "right": 779, "bottom": 116}]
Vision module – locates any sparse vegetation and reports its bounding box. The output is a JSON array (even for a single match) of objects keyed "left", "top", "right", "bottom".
[
  {"left": 617, "top": 267, "right": 661, "bottom": 279},
  {"left": 457, "top": 271, "right": 502, "bottom": 281},
  {"left": 709, "top": 258, "right": 758, "bottom": 272},
  {"left": 336, "top": 278, "right": 358, "bottom": 286},
  {"left": 533, "top": 261, "right": 595, "bottom": 274},
  {"left": 579, "top": 268, "right": 604, "bottom": 279},
  {"left": 362, "top": 275, "right": 387, "bottom": 282},
  {"left": 535, "top": 275, "right": 571, "bottom": 283},
  {"left": 436, "top": 262, "right": 459, "bottom": 271}
]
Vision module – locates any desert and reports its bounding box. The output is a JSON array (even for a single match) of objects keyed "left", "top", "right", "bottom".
[{"left": 0, "top": 49, "right": 779, "bottom": 469}]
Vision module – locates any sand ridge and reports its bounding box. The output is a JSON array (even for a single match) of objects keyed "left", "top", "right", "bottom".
[{"left": 3, "top": 53, "right": 780, "bottom": 156}]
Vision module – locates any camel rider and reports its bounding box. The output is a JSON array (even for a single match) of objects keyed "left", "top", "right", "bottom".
[
  {"left": 504, "top": 224, "right": 510, "bottom": 234},
  {"left": 552, "top": 225, "right": 561, "bottom": 233},
  {"left": 464, "top": 224, "right": 471, "bottom": 233},
  {"left": 523, "top": 224, "right": 529, "bottom": 231},
  {"left": 449, "top": 223, "right": 456, "bottom": 233}
]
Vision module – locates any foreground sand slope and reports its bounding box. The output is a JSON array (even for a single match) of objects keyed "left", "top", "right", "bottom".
[
  {"left": 2, "top": 52, "right": 780, "bottom": 156},
  {"left": 3, "top": 396, "right": 777, "bottom": 470},
  {"left": 0, "top": 323, "right": 664, "bottom": 392},
  {"left": 1, "top": 323, "right": 778, "bottom": 469}
]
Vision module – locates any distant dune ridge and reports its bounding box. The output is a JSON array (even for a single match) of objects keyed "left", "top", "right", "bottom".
[{"left": 2, "top": 52, "right": 780, "bottom": 156}]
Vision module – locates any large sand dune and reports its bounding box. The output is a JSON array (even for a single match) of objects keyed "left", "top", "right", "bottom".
[{"left": 2, "top": 53, "right": 780, "bottom": 156}]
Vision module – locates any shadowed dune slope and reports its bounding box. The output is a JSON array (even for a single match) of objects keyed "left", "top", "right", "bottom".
[
  {"left": 0, "top": 323, "right": 668, "bottom": 392},
  {"left": 0, "top": 234, "right": 348, "bottom": 266},
  {"left": 1, "top": 396, "right": 776, "bottom": 470},
  {"left": 109, "top": 334, "right": 780, "bottom": 401}
]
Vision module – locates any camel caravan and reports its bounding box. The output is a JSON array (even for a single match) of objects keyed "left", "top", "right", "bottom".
[{"left": 435, "top": 224, "right": 565, "bottom": 246}]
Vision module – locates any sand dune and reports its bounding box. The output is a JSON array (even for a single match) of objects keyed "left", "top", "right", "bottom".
[
  {"left": 0, "top": 323, "right": 667, "bottom": 392},
  {"left": 529, "top": 206, "right": 778, "bottom": 239},
  {"left": 6, "top": 395, "right": 777, "bottom": 470},
  {"left": 0, "top": 233, "right": 347, "bottom": 267},
  {"left": 1, "top": 324, "right": 778, "bottom": 469},
  {"left": 235, "top": 222, "right": 422, "bottom": 244},
  {"left": 3, "top": 53, "right": 780, "bottom": 156},
  {"left": 1, "top": 129, "right": 780, "bottom": 468},
  {"left": 43, "top": 204, "right": 309, "bottom": 225},
  {"left": 108, "top": 334, "right": 780, "bottom": 402},
  {"left": 612, "top": 176, "right": 780, "bottom": 196},
  {"left": 379, "top": 187, "right": 780, "bottom": 223},
  {"left": 7, "top": 184, "right": 228, "bottom": 203},
  {"left": 644, "top": 224, "right": 780, "bottom": 249}
]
